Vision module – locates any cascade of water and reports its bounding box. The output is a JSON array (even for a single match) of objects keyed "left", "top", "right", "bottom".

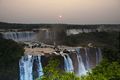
[
  {"left": 19, "top": 48, "right": 102, "bottom": 79},
  {"left": 19, "top": 57, "right": 24, "bottom": 80},
  {"left": 63, "top": 55, "right": 69, "bottom": 72},
  {"left": 19, "top": 55, "right": 33, "bottom": 80},
  {"left": 37, "top": 55, "right": 44, "bottom": 77},
  {"left": 63, "top": 54, "right": 74, "bottom": 73},
  {"left": 2, "top": 32, "right": 37, "bottom": 41},
  {"left": 84, "top": 48, "right": 90, "bottom": 70},
  {"left": 66, "top": 54, "right": 74, "bottom": 72},
  {"left": 46, "top": 30, "right": 49, "bottom": 39},
  {"left": 96, "top": 48, "right": 102, "bottom": 64},
  {"left": 96, "top": 48, "right": 99, "bottom": 64},
  {"left": 98, "top": 48, "right": 102, "bottom": 62},
  {"left": 76, "top": 48, "right": 87, "bottom": 76}
]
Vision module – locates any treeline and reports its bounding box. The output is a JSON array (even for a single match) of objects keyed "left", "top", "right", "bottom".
[
  {"left": 63, "top": 31, "right": 119, "bottom": 49},
  {"left": 0, "top": 22, "right": 47, "bottom": 30},
  {"left": 0, "top": 22, "right": 120, "bottom": 30}
]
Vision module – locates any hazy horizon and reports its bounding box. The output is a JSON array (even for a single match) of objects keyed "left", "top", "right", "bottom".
[{"left": 0, "top": 0, "right": 120, "bottom": 24}]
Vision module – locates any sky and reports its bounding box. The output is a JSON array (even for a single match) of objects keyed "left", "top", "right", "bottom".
[{"left": 0, "top": 0, "right": 120, "bottom": 24}]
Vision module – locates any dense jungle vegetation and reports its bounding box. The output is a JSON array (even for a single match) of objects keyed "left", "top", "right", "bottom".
[
  {"left": 0, "top": 34, "right": 24, "bottom": 80},
  {"left": 64, "top": 31, "right": 119, "bottom": 48}
]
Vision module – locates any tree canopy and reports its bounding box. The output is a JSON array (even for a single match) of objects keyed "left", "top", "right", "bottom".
[{"left": 0, "top": 38, "right": 24, "bottom": 65}]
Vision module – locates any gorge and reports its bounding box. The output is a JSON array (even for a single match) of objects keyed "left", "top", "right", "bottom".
[{"left": 0, "top": 30, "right": 102, "bottom": 80}]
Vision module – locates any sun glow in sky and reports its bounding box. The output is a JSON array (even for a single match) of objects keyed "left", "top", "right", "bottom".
[{"left": 0, "top": 0, "right": 120, "bottom": 24}]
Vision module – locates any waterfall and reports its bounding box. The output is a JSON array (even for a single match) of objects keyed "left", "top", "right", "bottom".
[
  {"left": 84, "top": 48, "right": 90, "bottom": 70},
  {"left": 98, "top": 48, "right": 102, "bottom": 62},
  {"left": 66, "top": 29, "right": 95, "bottom": 36},
  {"left": 76, "top": 48, "right": 87, "bottom": 76},
  {"left": 66, "top": 54, "right": 74, "bottom": 72},
  {"left": 19, "top": 55, "right": 44, "bottom": 80},
  {"left": 63, "top": 55, "right": 69, "bottom": 72},
  {"left": 96, "top": 48, "right": 99, "bottom": 64},
  {"left": 19, "top": 55, "right": 33, "bottom": 80},
  {"left": 63, "top": 54, "right": 74, "bottom": 73},
  {"left": 45, "top": 30, "right": 49, "bottom": 39},
  {"left": 96, "top": 48, "right": 102, "bottom": 64},
  {"left": 19, "top": 48, "right": 102, "bottom": 79},
  {"left": 37, "top": 55, "right": 44, "bottom": 77},
  {"left": 2, "top": 32, "right": 37, "bottom": 41},
  {"left": 98, "top": 48, "right": 102, "bottom": 63}
]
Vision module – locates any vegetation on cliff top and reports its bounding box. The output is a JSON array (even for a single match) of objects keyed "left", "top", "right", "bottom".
[
  {"left": 0, "top": 34, "right": 24, "bottom": 80},
  {"left": 64, "top": 31, "right": 119, "bottom": 48}
]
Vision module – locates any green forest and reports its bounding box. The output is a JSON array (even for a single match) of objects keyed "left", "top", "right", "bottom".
[{"left": 0, "top": 34, "right": 24, "bottom": 80}]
